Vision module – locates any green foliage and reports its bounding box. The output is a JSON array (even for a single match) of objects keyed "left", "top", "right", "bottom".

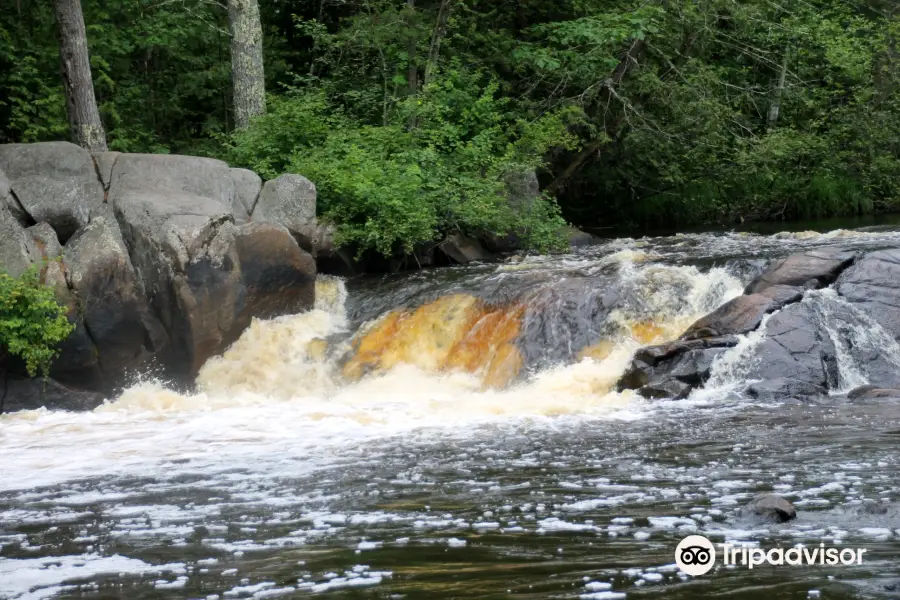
[
  {"left": 0, "top": 267, "right": 74, "bottom": 378},
  {"left": 228, "top": 67, "right": 575, "bottom": 255},
  {"left": 4, "top": 0, "right": 900, "bottom": 245}
]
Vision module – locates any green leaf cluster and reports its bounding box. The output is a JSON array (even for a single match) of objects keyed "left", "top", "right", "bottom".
[
  {"left": 0, "top": 267, "right": 74, "bottom": 378},
  {"left": 227, "top": 66, "right": 576, "bottom": 256}
]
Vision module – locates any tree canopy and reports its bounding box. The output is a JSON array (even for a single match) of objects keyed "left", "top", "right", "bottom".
[{"left": 2, "top": 0, "right": 899, "bottom": 254}]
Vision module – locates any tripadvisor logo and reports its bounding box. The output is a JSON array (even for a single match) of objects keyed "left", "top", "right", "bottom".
[
  {"left": 675, "top": 535, "right": 869, "bottom": 576},
  {"left": 675, "top": 535, "right": 716, "bottom": 576}
]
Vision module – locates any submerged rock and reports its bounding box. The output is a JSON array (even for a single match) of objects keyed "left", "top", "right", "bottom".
[
  {"left": 847, "top": 385, "right": 900, "bottom": 400},
  {"left": 745, "top": 494, "right": 797, "bottom": 523}
]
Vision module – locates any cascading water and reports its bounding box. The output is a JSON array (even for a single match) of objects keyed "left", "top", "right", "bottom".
[
  {"left": 804, "top": 288, "right": 900, "bottom": 394},
  {"left": 4, "top": 227, "right": 900, "bottom": 600}
]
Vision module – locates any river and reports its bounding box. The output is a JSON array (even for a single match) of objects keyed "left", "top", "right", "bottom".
[{"left": 2, "top": 227, "right": 900, "bottom": 599}]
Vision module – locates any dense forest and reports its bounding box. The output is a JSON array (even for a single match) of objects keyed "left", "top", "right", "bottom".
[{"left": 2, "top": 0, "right": 899, "bottom": 255}]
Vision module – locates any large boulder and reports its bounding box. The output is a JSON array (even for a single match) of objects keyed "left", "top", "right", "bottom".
[
  {"left": 681, "top": 285, "right": 803, "bottom": 340},
  {"left": 744, "top": 303, "right": 835, "bottom": 399},
  {"left": 233, "top": 222, "right": 316, "bottom": 320},
  {"left": 836, "top": 249, "right": 900, "bottom": 339},
  {"left": 618, "top": 246, "right": 874, "bottom": 400},
  {"left": 112, "top": 191, "right": 244, "bottom": 377},
  {"left": 745, "top": 247, "right": 858, "bottom": 294},
  {"left": 0, "top": 142, "right": 104, "bottom": 241},
  {"left": 110, "top": 156, "right": 316, "bottom": 379},
  {"left": 57, "top": 217, "right": 166, "bottom": 389},
  {"left": 1, "top": 375, "right": 105, "bottom": 414},
  {"left": 252, "top": 174, "right": 317, "bottom": 250},
  {"left": 564, "top": 226, "right": 597, "bottom": 248},
  {"left": 108, "top": 153, "right": 235, "bottom": 211},
  {"left": 230, "top": 167, "right": 261, "bottom": 224},
  {"left": 0, "top": 204, "right": 40, "bottom": 277}
]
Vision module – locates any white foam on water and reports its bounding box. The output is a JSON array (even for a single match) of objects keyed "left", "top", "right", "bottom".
[
  {"left": 0, "top": 554, "right": 186, "bottom": 600},
  {"left": 0, "top": 257, "right": 756, "bottom": 598},
  {"left": 688, "top": 314, "right": 774, "bottom": 403},
  {"left": 0, "top": 263, "right": 746, "bottom": 494}
]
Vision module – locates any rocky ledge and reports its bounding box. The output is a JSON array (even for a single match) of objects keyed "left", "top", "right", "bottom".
[
  {"left": 1, "top": 142, "right": 320, "bottom": 411},
  {"left": 618, "top": 246, "right": 900, "bottom": 400}
]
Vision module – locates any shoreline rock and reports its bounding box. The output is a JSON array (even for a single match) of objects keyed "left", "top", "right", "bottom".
[
  {"left": 618, "top": 246, "right": 864, "bottom": 400},
  {"left": 0, "top": 142, "right": 317, "bottom": 411}
]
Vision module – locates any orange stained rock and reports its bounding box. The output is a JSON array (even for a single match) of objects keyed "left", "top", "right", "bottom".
[
  {"left": 445, "top": 304, "right": 525, "bottom": 389},
  {"left": 342, "top": 294, "right": 525, "bottom": 388},
  {"left": 629, "top": 321, "right": 666, "bottom": 344},
  {"left": 577, "top": 340, "right": 615, "bottom": 362}
]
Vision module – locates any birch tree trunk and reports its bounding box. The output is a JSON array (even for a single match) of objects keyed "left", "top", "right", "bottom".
[
  {"left": 424, "top": 0, "right": 455, "bottom": 87},
  {"left": 767, "top": 49, "right": 790, "bottom": 130},
  {"left": 53, "top": 0, "right": 107, "bottom": 151},
  {"left": 228, "top": 0, "right": 266, "bottom": 130},
  {"left": 406, "top": 0, "right": 418, "bottom": 130}
]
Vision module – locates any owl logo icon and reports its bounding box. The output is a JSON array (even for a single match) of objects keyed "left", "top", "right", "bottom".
[{"left": 675, "top": 535, "right": 716, "bottom": 576}]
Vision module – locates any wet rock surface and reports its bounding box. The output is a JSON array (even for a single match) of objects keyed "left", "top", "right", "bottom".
[
  {"left": 681, "top": 293, "right": 782, "bottom": 340},
  {"left": 617, "top": 337, "right": 737, "bottom": 399},
  {"left": 848, "top": 385, "right": 900, "bottom": 400},
  {"left": 56, "top": 217, "right": 166, "bottom": 390},
  {"left": 745, "top": 494, "right": 797, "bottom": 523},
  {"left": 745, "top": 302, "right": 835, "bottom": 399},
  {"left": 618, "top": 244, "right": 875, "bottom": 400},
  {"left": 745, "top": 247, "right": 858, "bottom": 294},
  {"left": 836, "top": 249, "right": 900, "bottom": 339},
  {"left": 0, "top": 376, "right": 106, "bottom": 413}
]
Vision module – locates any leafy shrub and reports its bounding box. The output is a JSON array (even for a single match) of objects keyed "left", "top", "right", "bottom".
[
  {"left": 227, "top": 68, "right": 577, "bottom": 256},
  {"left": 0, "top": 267, "right": 74, "bottom": 378}
]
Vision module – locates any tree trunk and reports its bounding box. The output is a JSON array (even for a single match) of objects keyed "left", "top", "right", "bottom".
[
  {"left": 228, "top": 0, "right": 266, "bottom": 130},
  {"left": 424, "top": 0, "right": 455, "bottom": 87},
  {"left": 53, "top": 0, "right": 107, "bottom": 151},
  {"left": 767, "top": 49, "right": 789, "bottom": 130},
  {"left": 406, "top": 0, "right": 418, "bottom": 96}
]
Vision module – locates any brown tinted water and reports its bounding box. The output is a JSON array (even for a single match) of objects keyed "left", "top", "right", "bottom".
[{"left": 2, "top": 226, "right": 900, "bottom": 599}]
